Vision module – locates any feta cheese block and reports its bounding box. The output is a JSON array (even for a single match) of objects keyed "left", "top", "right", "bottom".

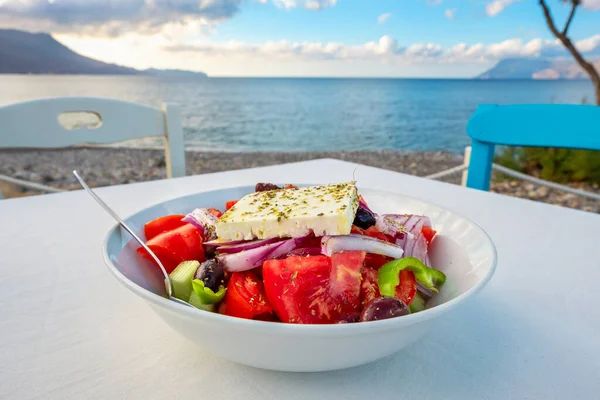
[{"left": 216, "top": 182, "right": 359, "bottom": 241}]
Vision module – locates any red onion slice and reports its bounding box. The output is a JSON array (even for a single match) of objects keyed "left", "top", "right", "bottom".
[
  {"left": 216, "top": 236, "right": 310, "bottom": 272},
  {"left": 216, "top": 241, "right": 285, "bottom": 272},
  {"left": 395, "top": 231, "right": 408, "bottom": 249},
  {"left": 403, "top": 232, "right": 430, "bottom": 266},
  {"left": 203, "top": 239, "right": 248, "bottom": 247},
  {"left": 267, "top": 236, "right": 308, "bottom": 259},
  {"left": 403, "top": 233, "right": 417, "bottom": 256},
  {"left": 182, "top": 209, "right": 218, "bottom": 241},
  {"left": 376, "top": 214, "right": 432, "bottom": 238},
  {"left": 286, "top": 247, "right": 323, "bottom": 257},
  {"left": 216, "top": 237, "right": 282, "bottom": 254},
  {"left": 404, "top": 215, "right": 424, "bottom": 233},
  {"left": 321, "top": 234, "right": 404, "bottom": 259},
  {"left": 417, "top": 282, "right": 434, "bottom": 301}
]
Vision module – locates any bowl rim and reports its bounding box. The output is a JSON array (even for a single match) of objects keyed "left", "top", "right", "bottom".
[{"left": 101, "top": 183, "right": 497, "bottom": 336}]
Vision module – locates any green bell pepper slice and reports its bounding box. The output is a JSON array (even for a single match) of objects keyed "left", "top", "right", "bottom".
[
  {"left": 378, "top": 257, "right": 446, "bottom": 297},
  {"left": 191, "top": 279, "right": 226, "bottom": 305},
  {"left": 188, "top": 291, "right": 215, "bottom": 312}
]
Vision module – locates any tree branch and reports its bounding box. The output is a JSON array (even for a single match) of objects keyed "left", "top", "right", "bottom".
[
  {"left": 539, "top": 0, "right": 561, "bottom": 37},
  {"left": 562, "top": 3, "right": 577, "bottom": 35},
  {"left": 539, "top": 0, "right": 595, "bottom": 75},
  {"left": 539, "top": 0, "right": 600, "bottom": 105}
]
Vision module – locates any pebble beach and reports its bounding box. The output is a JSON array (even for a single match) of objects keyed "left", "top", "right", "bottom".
[{"left": 0, "top": 147, "right": 598, "bottom": 213}]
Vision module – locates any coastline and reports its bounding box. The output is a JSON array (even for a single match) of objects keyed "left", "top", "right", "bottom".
[{"left": 0, "top": 147, "right": 598, "bottom": 213}]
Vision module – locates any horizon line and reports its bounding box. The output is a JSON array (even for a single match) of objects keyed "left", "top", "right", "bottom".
[{"left": 0, "top": 73, "right": 592, "bottom": 81}]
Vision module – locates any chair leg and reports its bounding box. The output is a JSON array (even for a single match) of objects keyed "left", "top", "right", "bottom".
[
  {"left": 466, "top": 139, "right": 495, "bottom": 191},
  {"left": 162, "top": 103, "right": 186, "bottom": 178},
  {"left": 461, "top": 146, "right": 471, "bottom": 187}
]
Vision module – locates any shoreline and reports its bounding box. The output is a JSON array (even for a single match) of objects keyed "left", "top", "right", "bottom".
[
  {"left": 0, "top": 73, "right": 593, "bottom": 81},
  {"left": 0, "top": 147, "right": 598, "bottom": 213}
]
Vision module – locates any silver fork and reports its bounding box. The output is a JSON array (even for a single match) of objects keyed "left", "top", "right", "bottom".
[{"left": 73, "top": 170, "right": 192, "bottom": 308}]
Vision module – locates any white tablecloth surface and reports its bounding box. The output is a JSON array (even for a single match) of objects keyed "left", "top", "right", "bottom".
[{"left": 1, "top": 159, "right": 599, "bottom": 400}]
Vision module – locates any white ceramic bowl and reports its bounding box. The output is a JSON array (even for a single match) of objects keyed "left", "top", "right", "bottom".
[{"left": 103, "top": 185, "right": 497, "bottom": 372}]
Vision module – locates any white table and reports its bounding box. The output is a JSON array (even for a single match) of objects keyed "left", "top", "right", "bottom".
[{"left": 1, "top": 159, "right": 599, "bottom": 400}]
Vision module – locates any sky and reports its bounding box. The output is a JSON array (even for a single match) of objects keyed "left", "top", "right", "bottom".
[{"left": 0, "top": 0, "right": 599, "bottom": 77}]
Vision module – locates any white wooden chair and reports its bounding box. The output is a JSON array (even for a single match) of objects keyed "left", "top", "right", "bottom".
[{"left": 0, "top": 97, "right": 186, "bottom": 198}]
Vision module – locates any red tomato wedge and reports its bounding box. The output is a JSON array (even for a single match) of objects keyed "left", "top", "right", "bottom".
[
  {"left": 421, "top": 227, "right": 437, "bottom": 247},
  {"left": 143, "top": 214, "right": 186, "bottom": 241},
  {"left": 352, "top": 226, "right": 393, "bottom": 269},
  {"left": 208, "top": 208, "right": 223, "bottom": 218},
  {"left": 360, "top": 267, "right": 380, "bottom": 308},
  {"left": 365, "top": 253, "right": 392, "bottom": 270},
  {"left": 364, "top": 262, "right": 416, "bottom": 306},
  {"left": 329, "top": 251, "right": 364, "bottom": 313},
  {"left": 395, "top": 270, "right": 417, "bottom": 305},
  {"left": 358, "top": 195, "right": 370, "bottom": 209},
  {"left": 137, "top": 223, "right": 205, "bottom": 273},
  {"left": 351, "top": 225, "right": 365, "bottom": 235},
  {"left": 364, "top": 226, "right": 395, "bottom": 244},
  {"left": 137, "top": 246, "right": 182, "bottom": 274},
  {"left": 225, "top": 200, "right": 238, "bottom": 210},
  {"left": 263, "top": 252, "right": 365, "bottom": 324},
  {"left": 219, "top": 271, "right": 273, "bottom": 320}
]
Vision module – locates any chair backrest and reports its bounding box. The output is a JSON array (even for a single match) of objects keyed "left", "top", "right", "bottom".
[
  {"left": 465, "top": 104, "right": 600, "bottom": 191},
  {"left": 0, "top": 97, "right": 186, "bottom": 178}
]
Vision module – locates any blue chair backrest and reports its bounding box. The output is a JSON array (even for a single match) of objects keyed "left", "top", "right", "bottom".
[{"left": 465, "top": 104, "right": 600, "bottom": 191}]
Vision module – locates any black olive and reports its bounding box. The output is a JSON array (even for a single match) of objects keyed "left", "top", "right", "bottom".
[
  {"left": 255, "top": 183, "right": 281, "bottom": 192},
  {"left": 194, "top": 259, "right": 224, "bottom": 292},
  {"left": 337, "top": 314, "right": 360, "bottom": 324},
  {"left": 353, "top": 207, "right": 376, "bottom": 229},
  {"left": 360, "top": 297, "right": 410, "bottom": 322}
]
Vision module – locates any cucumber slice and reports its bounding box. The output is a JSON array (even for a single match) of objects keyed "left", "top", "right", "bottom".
[
  {"left": 189, "top": 291, "right": 215, "bottom": 312},
  {"left": 169, "top": 260, "right": 200, "bottom": 301},
  {"left": 409, "top": 292, "right": 427, "bottom": 313}
]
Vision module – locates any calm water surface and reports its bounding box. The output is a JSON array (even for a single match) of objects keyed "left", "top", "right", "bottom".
[{"left": 0, "top": 75, "right": 594, "bottom": 153}]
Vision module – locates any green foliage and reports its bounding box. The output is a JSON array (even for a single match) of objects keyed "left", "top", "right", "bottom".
[{"left": 495, "top": 147, "right": 600, "bottom": 184}]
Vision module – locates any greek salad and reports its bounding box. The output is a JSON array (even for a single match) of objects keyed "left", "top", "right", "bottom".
[{"left": 136, "top": 182, "right": 446, "bottom": 324}]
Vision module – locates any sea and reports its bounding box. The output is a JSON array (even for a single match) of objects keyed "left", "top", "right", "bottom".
[{"left": 0, "top": 75, "right": 594, "bottom": 153}]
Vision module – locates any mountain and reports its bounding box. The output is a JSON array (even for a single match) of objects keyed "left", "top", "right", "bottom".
[
  {"left": 477, "top": 58, "right": 553, "bottom": 79},
  {"left": 477, "top": 57, "right": 599, "bottom": 80},
  {"left": 143, "top": 68, "right": 207, "bottom": 78},
  {"left": 0, "top": 29, "right": 207, "bottom": 77}
]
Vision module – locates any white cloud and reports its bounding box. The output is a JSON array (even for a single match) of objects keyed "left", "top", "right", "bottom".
[
  {"left": 162, "top": 33, "right": 600, "bottom": 63},
  {"left": 273, "top": 0, "right": 299, "bottom": 9},
  {"left": 273, "top": 0, "right": 337, "bottom": 10},
  {"left": 56, "top": 31, "right": 600, "bottom": 77},
  {"left": 376, "top": 35, "right": 398, "bottom": 54},
  {"left": 406, "top": 43, "right": 443, "bottom": 58},
  {"left": 0, "top": 0, "right": 242, "bottom": 36},
  {"left": 576, "top": 34, "right": 600, "bottom": 52},
  {"left": 485, "top": 0, "right": 520, "bottom": 17},
  {"left": 486, "top": 38, "right": 523, "bottom": 57},
  {"left": 522, "top": 38, "right": 543, "bottom": 55},
  {"left": 427, "top": 0, "right": 444, "bottom": 6},
  {"left": 377, "top": 12, "right": 391, "bottom": 24},
  {"left": 583, "top": 0, "right": 600, "bottom": 10},
  {"left": 0, "top": 0, "right": 338, "bottom": 37},
  {"left": 444, "top": 8, "right": 456, "bottom": 20}
]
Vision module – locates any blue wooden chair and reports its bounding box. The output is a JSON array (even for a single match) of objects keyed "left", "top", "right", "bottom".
[{"left": 465, "top": 104, "right": 600, "bottom": 191}]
